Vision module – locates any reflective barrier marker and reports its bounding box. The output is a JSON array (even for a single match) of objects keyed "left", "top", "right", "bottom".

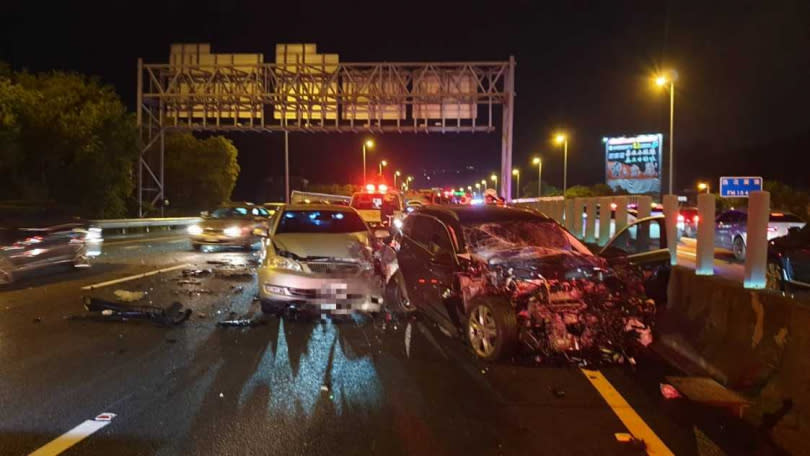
[
  {"left": 744, "top": 191, "right": 770, "bottom": 288},
  {"left": 581, "top": 369, "right": 673, "bottom": 456},
  {"left": 663, "top": 194, "right": 679, "bottom": 266},
  {"left": 696, "top": 193, "right": 716, "bottom": 275},
  {"left": 598, "top": 197, "right": 612, "bottom": 246}
]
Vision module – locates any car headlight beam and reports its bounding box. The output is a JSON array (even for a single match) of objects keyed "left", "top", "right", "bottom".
[
  {"left": 223, "top": 226, "right": 243, "bottom": 237},
  {"left": 267, "top": 255, "right": 303, "bottom": 272},
  {"left": 187, "top": 224, "right": 203, "bottom": 236}
]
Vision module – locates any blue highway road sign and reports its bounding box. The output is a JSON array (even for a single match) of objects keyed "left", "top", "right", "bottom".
[{"left": 719, "top": 176, "right": 763, "bottom": 198}]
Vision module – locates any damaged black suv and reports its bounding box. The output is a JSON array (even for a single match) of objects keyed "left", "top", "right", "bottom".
[{"left": 382, "top": 205, "right": 669, "bottom": 362}]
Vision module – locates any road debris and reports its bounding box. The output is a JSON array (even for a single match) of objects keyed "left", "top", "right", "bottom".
[
  {"left": 71, "top": 297, "right": 192, "bottom": 326},
  {"left": 113, "top": 289, "right": 145, "bottom": 302},
  {"left": 182, "top": 268, "right": 212, "bottom": 277},
  {"left": 206, "top": 260, "right": 229, "bottom": 266},
  {"left": 214, "top": 267, "right": 254, "bottom": 280},
  {"left": 216, "top": 318, "right": 266, "bottom": 328},
  {"left": 176, "top": 279, "right": 202, "bottom": 286},
  {"left": 659, "top": 383, "right": 682, "bottom": 400}
]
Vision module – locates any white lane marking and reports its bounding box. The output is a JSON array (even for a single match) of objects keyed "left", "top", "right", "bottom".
[
  {"left": 122, "top": 245, "right": 140, "bottom": 250},
  {"left": 28, "top": 412, "right": 116, "bottom": 456},
  {"left": 581, "top": 369, "right": 674, "bottom": 456},
  {"left": 80, "top": 263, "right": 190, "bottom": 290}
]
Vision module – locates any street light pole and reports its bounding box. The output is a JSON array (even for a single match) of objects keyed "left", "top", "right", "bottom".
[
  {"left": 512, "top": 169, "right": 520, "bottom": 199},
  {"left": 668, "top": 80, "right": 675, "bottom": 195},
  {"left": 563, "top": 139, "right": 568, "bottom": 197},
  {"left": 533, "top": 157, "right": 542, "bottom": 197},
  {"left": 379, "top": 160, "right": 387, "bottom": 176}
]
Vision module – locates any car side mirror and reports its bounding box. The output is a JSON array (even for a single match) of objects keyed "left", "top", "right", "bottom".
[{"left": 252, "top": 228, "right": 269, "bottom": 237}]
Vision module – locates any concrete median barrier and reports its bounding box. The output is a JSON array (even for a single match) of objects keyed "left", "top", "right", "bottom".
[{"left": 658, "top": 265, "right": 810, "bottom": 454}]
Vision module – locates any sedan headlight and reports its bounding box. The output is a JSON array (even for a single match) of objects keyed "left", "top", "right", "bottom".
[
  {"left": 267, "top": 255, "right": 303, "bottom": 272},
  {"left": 187, "top": 224, "right": 203, "bottom": 236},
  {"left": 223, "top": 226, "right": 243, "bottom": 237}
]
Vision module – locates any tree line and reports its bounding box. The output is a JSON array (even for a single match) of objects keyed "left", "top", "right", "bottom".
[{"left": 0, "top": 64, "right": 239, "bottom": 218}]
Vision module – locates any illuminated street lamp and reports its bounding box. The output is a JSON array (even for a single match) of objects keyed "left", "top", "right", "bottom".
[
  {"left": 554, "top": 134, "right": 568, "bottom": 197},
  {"left": 394, "top": 170, "right": 401, "bottom": 188},
  {"left": 490, "top": 174, "right": 498, "bottom": 193},
  {"left": 532, "top": 157, "right": 542, "bottom": 197},
  {"left": 405, "top": 175, "right": 414, "bottom": 191},
  {"left": 654, "top": 70, "right": 678, "bottom": 194},
  {"left": 379, "top": 160, "right": 388, "bottom": 176},
  {"left": 362, "top": 139, "right": 374, "bottom": 184},
  {"left": 697, "top": 182, "right": 709, "bottom": 193},
  {"left": 512, "top": 169, "right": 520, "bottom": 199},
  {"left": 475, "top": 182, "right": 481, "bottom": 196}
]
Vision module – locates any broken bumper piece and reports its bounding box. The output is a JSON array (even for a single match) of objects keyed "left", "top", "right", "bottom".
[{"left": 73, "top": 297, "right": 192, "bottom": 326}]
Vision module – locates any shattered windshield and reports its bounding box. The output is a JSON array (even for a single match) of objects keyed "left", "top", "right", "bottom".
[{"left": 462, "top": 220, "right": 593, "bottom": 262}]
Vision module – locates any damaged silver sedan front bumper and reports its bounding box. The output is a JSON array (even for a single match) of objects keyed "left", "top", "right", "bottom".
[{"left": 258, "top": 268, "right": 383, "bottom": 314}]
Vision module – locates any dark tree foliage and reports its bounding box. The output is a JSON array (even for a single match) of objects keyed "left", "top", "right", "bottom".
[{"left": 164, "top": 132, "right": 240, "bottom": 210}]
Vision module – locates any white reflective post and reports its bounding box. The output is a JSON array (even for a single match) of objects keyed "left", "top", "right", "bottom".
[
  {"left": 744, "top": 191, "right": 770, "bottom": 289},
  {"left": 573, "top": 198, "right": 585, "bottom": 239},
  {"left": 585, "top": 198, "right": 597, "bottom": 243},
  {"left": 663, "top": 194, "right": 679, "bottom": 265},
  {"left": 599, "top": 197, "right": 612, "bottom": 246},
  {"left": 565, "top": 198, "right": 575, "bottom": 232},
  {"left": 615, "top": 196, "right": 629, "bottom": 235},
  {"left": 696, "top": 193, "right": 716, "bottom": 275},
  {"left": 555, "top": 200, "right": 565, "bottom": 224}
]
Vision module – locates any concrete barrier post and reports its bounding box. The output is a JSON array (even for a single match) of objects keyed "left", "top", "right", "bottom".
[
  {"left": 565, "top": 198, "right": 575, "bottom": 232},
  {"left": 615, "top": 196, "right": 629, "bottom": 235},
  {"left": 585, "top": 198, "right": 597, "bottom": 243},
  {"left": 696, "top": 193, "right": 716, "bottom": 275},
  {"left": 744, "top": 191, "right": 770, "bottom": 289},
  {"left": 637, "top": 195, "right": 652, "bottom": 219},
  {"left": 598, "top": 197, "right": 612, "bottom": 245},
  {"left": 573, "top": 198, "right": 585, "bottom": 239},
  {"left": 556, "top": 200, "right": 565, "bottom": 224},
  {"left": 663, "top": 194, "right": 679, "bottom": 265}
]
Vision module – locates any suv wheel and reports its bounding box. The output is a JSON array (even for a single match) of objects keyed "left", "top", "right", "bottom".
[
  {"left": 384, "top": 271, "right": 414, "bottom": 314},
  {"left": 466, "top": 296, "right": 517, "bottom": 361},
  {"left": 732, "top": 236, "right": 746, "bottom": 261}
]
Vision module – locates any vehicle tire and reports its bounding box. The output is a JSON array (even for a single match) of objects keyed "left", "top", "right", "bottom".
[
  {"left": 384, "top": 271, "right": 414, "bottom": 314},
  {"left": 732, "top": 236, "right": 747, "bottom": 261},
  {"left": 192, "top": 243, "right": 203, "bottom": 252},
  {"left": 465, "top": 296, "right": 517, "bottom": 362},
  {"left": 766, "top": 261, "right": 785, "bottom": 292}
]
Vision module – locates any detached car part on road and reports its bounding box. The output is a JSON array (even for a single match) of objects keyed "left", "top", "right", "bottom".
[
  {"left": 382, "top": 205, "right": 669, "bottom": 362},
  {"left": 0, "top": 218, "right": 102, "bottom": 286},
  {"left": 257, "top": 204, "right": 385, "bottom": 316},
  {"left": 188, "top": 204, "right": 271, "bottom": 251}
]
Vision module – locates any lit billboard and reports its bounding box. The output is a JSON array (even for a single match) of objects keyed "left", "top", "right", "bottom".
[{"left": 605, "top": 133, "right": 663, "bottom": 194}]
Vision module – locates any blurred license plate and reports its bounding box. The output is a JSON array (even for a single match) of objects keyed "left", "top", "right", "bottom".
[{"left": 321, "top": 303, "right": 337, "bottom": 310}]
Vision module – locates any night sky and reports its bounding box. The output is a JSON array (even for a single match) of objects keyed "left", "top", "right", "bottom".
[{"left": 3, "top": 0, "right": 809, "bottom": 200}]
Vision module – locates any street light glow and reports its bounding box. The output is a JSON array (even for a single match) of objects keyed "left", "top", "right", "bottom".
[
  {"left": 554, "top": 134, "right": 566, "bottom": 144},
  {"left": 365, "top": 139, "right": 374, "bottom": 148},
  {"left": 381, "top": 160, "right": 387, "bottom": 167},
  {"left": 512, "top": 169, "right": 519, "bottom": 176},
  {"left": 655, "top": 75, "right": 668, "bottom": 87},
  {"left": 532, "top": 157, "right": 541, "bottom": 165},
  {"left": 475, "top": 183, "right": 481, "bottom": 189},
  {"left": 395, "top": 170, "right": 401, "bottom": 176},
  {"left": 490, "top": 174, "right": 497, "bottom": 181}
]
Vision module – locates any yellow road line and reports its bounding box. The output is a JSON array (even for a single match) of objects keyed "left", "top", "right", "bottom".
[
  {"left": 580, "top": 368, "right": 674, "bottom": 456},
  {"left": 28, "top": 413, "right": 116, "bottom": 456}
]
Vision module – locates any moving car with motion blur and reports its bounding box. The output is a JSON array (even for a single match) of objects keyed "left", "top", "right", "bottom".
[
  {"left": 258, "top": 204, "right": 386, "bottom": 316},
  {"left": 382, "top": 205, "right": 667, "bottom": 362},
  {"left": 715, "top": 209, "right": 806, "bottom": 261},
  {"left": 187, "top": 203, "right": 271, "bottom": 251},
  {"left": 766, "top": 223, "right": 810, "bottom": 294},
  {"left": 350, "top": 184, "right": 403, "bottom": 229},
  {"left": 0, "top": 217, "right": 102, "bottom": 286},
  {"left": 677, "top": 206, "right": 700, "bottom": 238}
]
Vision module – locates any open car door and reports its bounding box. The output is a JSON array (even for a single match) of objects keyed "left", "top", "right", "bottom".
[{"left": 599, "top": 216, "right": 670, "bottom": 303}]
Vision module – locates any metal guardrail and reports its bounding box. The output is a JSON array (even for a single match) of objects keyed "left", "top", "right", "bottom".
[{"left": 90, "top": 217, "right": 201, "bottom": 230}]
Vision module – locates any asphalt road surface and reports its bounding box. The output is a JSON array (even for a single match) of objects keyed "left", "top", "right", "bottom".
[
  {"left": 0, "top": 232, "right": 780, "bottom": 455},
  {"left": 676, "top": 238, "right": 744, "bottom": 282}
]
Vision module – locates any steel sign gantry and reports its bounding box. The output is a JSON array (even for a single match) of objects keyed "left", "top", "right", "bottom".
[{"left": 136, "top": 48, "right": 515, "bottom": 215}]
